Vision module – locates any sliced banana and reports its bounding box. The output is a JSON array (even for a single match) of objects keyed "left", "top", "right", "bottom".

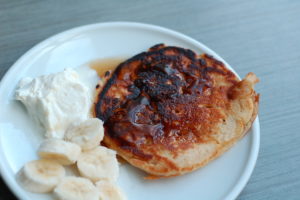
[
  {"left": 77, "top": 146, "right": 119, "bottom": 182},
  {"left": 65, "top": 118, "right": 104, "bottom": 151},
  {"left": 38, "top": 138, "right": 81, "bottom": 165},
  {"left": 96, "top": 180, "right": 127, "bottom": 200},
  {"left": 16, "top": 159, "right": 65, "bottom": 193},
  {"left": 54, "top": 176, "right": 100, "bottom": 200}
]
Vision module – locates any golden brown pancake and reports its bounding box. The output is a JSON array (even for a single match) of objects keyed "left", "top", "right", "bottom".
[{"left": 94, "top": 44, "right": 259, "bottom": 177}]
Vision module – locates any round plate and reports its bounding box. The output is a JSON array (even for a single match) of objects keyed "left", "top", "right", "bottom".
[{"left": 0, "top": 22, "right": 260, "bottom": 200}]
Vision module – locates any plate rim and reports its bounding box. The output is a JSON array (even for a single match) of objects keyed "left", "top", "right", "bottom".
[{"left": 0, "top": 21, "right": 260, "bottom": 200}]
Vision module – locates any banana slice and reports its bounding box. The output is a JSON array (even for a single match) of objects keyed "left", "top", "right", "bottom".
[
  {"left": 54, "top": 176, "right": 100, "bottom": 200},
  {"left": 38, "top": 138, "right": 81, "bottom": 165},
  {"left": 77, "top": 146, "right": 119, "bottom": 182},
  {"left": 96, "top": 180, "right": 127, "bottom": 200},
  {"left": 16, "top": 159, "right": 65, "bottom": 193},
  {"left": 65, "top": 118, "right": 104, "bottom": 151}
]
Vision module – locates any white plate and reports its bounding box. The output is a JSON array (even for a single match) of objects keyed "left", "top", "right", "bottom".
[{"left": 0, "top": 22, "right": 260, "bottom": 200}]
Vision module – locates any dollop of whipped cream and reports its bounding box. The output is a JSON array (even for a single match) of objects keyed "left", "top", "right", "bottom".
[{"left": 15, "top": 68, "right": 98, "bottom": 138}]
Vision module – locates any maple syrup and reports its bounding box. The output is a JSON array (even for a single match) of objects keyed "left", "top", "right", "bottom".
[{"left": 89, "top": 57, "right": 126, "bottom": 78}]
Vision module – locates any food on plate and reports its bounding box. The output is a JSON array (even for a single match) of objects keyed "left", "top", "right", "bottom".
[
  {"left": 38, "top": 139, "right": 81, "bottom": 165},
  {"left": 15, "top": 66, "right": 124, "bottom": 198},
  {"left": 16, "top": 118, "right": 122, "bottom": 196},
  {"left": 77, "top": 146, "right": 119, "bottom": 182},
  {"left": 16, "top": 159, "right": 65, "bottom": 193},
  {"left": 53, "top": 177, "right": 100, "bottom": 200},
  {"left": 96, "top": 180, "right": 127, "bottom": 200},
  {"left": 95, "top": 44, "right": 259, "bottom": 177},
  {"left": 15, "top": 68, "right": 99, "bottom": 139},
  {"left": 65, "top": 118, "right": 104, "bottom": 151},
  {"left": 14, "top": 41, "right": 257, "bottom": 199}
]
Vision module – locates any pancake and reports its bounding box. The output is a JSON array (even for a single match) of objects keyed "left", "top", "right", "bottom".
[{"left": 94, "top": 44, "right": 259, "bottom": 177}]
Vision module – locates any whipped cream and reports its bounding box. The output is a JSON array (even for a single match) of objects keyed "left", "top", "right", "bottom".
[{"left": 15, "top": 67, "right": 99, "bottom": 138}]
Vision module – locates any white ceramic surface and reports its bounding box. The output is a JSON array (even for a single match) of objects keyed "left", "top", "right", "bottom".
[{"left": 0, "top": 22, "right": 260, "bottom": 200}]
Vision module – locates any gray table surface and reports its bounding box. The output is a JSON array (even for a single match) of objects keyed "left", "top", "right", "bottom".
[{"left": 1, "top": 0, "right": 300, "bottom": 199}]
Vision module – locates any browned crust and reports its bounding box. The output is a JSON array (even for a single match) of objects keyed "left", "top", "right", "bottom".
[
  {"left": 174, "top": 93, "right": 260, "bottom": 177},
  {"left": 135, "top": 93, "right": 259, "bottom": 178}
]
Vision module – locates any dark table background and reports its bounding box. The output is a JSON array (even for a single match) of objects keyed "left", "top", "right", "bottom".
[{"left": 1, "top": 0, "right": 300, "bottom": 199}]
